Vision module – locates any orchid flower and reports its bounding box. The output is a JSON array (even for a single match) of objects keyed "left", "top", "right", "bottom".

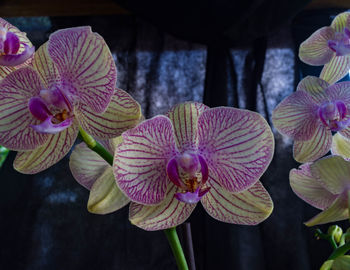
[
  {"left": 0, "top": 18, "right": 35, "bottom": 77},
  {"left": 70, "top": 137, "right": 130, "bottom": 214},
  {"left": 113, "top": 102, "right": 274, "bottom": 231},
  {"left": 299, "top": 12, "right": 350, "bottom": 84},
  {"left": 0, "top": 26, "right": 142, "bottom": 174},
  {"left": 290, "top": 155, "right": 350, "bottom": 226},
  {"left": 272, "top": 76, "right": 350, "bottom": 163}
]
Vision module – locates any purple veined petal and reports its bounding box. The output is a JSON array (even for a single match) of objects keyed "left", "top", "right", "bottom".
[
  {"left": 296, "top": 76, "right": 329, "bottom": 103},
  {"left": 0, "top": 67, "right": 49, "bottom": 150},
  {"left": 70, "top": 142, "right": 109, "bottom": 189},
  {"left": 304, "top": 193, "right": 348, "bottom": 226},
  {"left": 299, "top": 27, "right": 335, "bottom": 66},
  {"left": 201, "top": 177, "right": 273, "bottom": 225},
  {"left": 290, "top": 163, "right": 337, "bottom": 210},
  {"left": 88, "top": 167, "right": 130, "bottom": 215},
  {"left": 320, "top": 55, "right": 350, "bottom": 85},
  {"left": 293, "top": 124, "right": 332, "bottom": 163},
  {"left": 325, "top": 81, "right": 350, "bottom": 105},
  {"left": 167, "top": 102, "right": 209, "bottom": 152},
  {"left": 114, "top": 115, "right": 177, "bottom": 205},
  {"left": 129, "top": 184, "right": 196, "bottom": 231},
  {"left": 330, "top": 12, "right": 350, "bottom": 32},
  {"left": 310, "top": 155, "right": 350, "bottom": 195},
  {"left": 272, "top": 90, "right": 320, "bottom": 141},
  {"left": 198, "top": 107, "right": 274, "bottom": 193},
  {"left": 48, "top": 26, "right": 117, "bottom": 114},
  {"left": 30, "top": 116, "right": 73, "bottom": 134},
  {"left": 76, "top": 88, "right": 142, "bottom": 139},
  {"left": 14, "top": 122, "right": 79, "bottom": 174},
  {"left": 0, "top": 44, "right": 35, "bottom": 67},
  {"left": 4, "top": 31, "right": 20, "bottom": 54},
  {"left": 331, "top": 133, "right": 350, "bottom": 159},
  {"left": 0, "top": 65, "right": 15, "bottom": 80}
]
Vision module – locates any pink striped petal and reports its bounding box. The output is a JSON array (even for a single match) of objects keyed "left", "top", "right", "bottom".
[
  {"left": 330, "top": 12, "right": 350, "bottom": 32},
  {"left": 290, "top": 163, "right": 337, "bottom": 210},
  {"left": 114, "top": 116, "right": 177, "bottom": 204},
  {"left": 0, "top": 67, "right": 49, "bottom": 150},
  {"left": 272, "top": 90, "right": 320, "bottom": 141},
  {"left": 325, "top": 81, "right": 350, "bottom": 104},
  {"left": 14, "top": 123, "right": 78, "bottom": 174},
  {"left": 305, "top": 194, "right": 348, "bottom": 226},
  {"left": 299, "top": 27, "right": 335, "bottom": 65},
  {"left": 76, "top": 88, "right": 142, "bottom": 139},
  {"left": 0, "top": 65, "right": 15, "bottom": 80},
  {"left": 48, "top": 27, "right": 117, "bottom": 113},
  {"left": 69, "top": 142, "right": 109, "bottom": 190},
  {"left": 320, "top": 55, "right": 350, "bottom": 85},
  {"left": 129, "top": 184, "right": 196, "bottom": 231},
  {"left": 296, "top": 76, "right": 329, "bottom": 104},
  {"left": 310, "top": 155, "right": 350, "bottom": 195},
  {"left": 293, "top": 124, "right": 332, "bottom": 163},
  {"left": 331, "top": 133, "right": 350, "bottom": 158},
  {"left": 198, "top": 107, "right": 274, "bottom": 193},
  {"left": 201, "top": 178, "right": 273, "bottom": 225},
  {"left": 88, "top": 167, "right": 130, "bottom": 214},
  {"left": 167, "top": 102, "right": 209, "bottom": 152}
]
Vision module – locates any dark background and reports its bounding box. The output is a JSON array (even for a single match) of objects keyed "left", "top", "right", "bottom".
[{"left": 1, "top": 1, "right": 350, "bottom": 269}]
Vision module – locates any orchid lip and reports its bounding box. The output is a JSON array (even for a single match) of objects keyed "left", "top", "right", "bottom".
[
  {"left": 0, "top": 44, "right": 35, "bottom": 66},
  {"left": 318, "top": 101, "right": 350, "bottom": 131},
  {"left": 30, "top": 116, "right": 73, "bottom": 134},
  {"left": 174, "top": 187, "right": 210, "bottom": 204}
]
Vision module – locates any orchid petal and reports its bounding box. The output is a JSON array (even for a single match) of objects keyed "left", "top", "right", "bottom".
[
  {"left": 0, "top": 44, "right": 34, "bottom": 67},
  {"left": 320, "top": 55, "right": 350, "bottom": 85},
  {"left": 114, "top": 116, "right": 177, "bottom": 204},
  {"left": 310, "top": 155, "right": 350, "bottom": 194},
  {"left": 331, "top": 133, "right": 350, "bottom": 159},
  {"left": 201, "top": 178, "right": 273, "bottom": 225},
  {"left": 88, "top": 167, "right": 130, "bottom": 214},
  {"left": 129, "top": 184, "right": 196, "bottom": 231},
  {"left": 299, "top": 27, "right": 335, "bottom": 66},
  {"left": 76, "top": 88, "right": 142, "bottom": 139},
  {"left": 30, "top": 116, "right": 72, "bottom": 134},
  {"left": 48, "top": 27, "right": 117, "bottom": 113},
  {"left": 272, "top": 90, "right": 319, "bottom": 141},
  {"left": 290, "top": 163, "right": 337, "bottom": 210},
  {"left": 0, "top": 67, "right": 49, "bottom": 150},
  {"left": 293, "top": 124, "right": 332, "bottom": 163},
  {"left": 198, "top": 107, "right": 274, "bottom": 193},
  {"left": 330, "top": 12, "right": 350, "bottom": 32},
  {"left": 332, "top": 255, "right": 350, "bottom": 270},
  {"left": 305, "top": 194, "right": 348, "bottom": 226},
  {"left": 296, "top": 76, "right": 329, "bottom": 103},
  {"left": 325, "top": 81, "right": 350, "bottom": 104},
  {"left": 14, "top": 123, "right": 78, "bottom": 174},
  {"left": 167, "top": 102, "right": 209, "bottom": 152}
]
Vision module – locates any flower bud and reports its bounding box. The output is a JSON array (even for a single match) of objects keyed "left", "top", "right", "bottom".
[{"left": 328, "top": 225, "right": 343, "bottom": 243}]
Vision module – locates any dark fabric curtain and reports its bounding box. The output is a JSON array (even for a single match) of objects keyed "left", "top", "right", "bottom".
[{"left": 0, "top": 7, "right": 348, "bottom": 270}]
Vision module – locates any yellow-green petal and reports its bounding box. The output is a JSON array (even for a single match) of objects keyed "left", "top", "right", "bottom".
[
  {"left": 332, "top": 133, "right": 350, "bottom": 159},
  {"left": 332, "top": 255, "right": 350, "bottom": 270}
]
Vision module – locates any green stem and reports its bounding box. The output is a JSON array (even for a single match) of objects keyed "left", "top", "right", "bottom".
[
  {"left": 328, "top": 241, "right": 350, "bottom": 260},
  {"left": 0, "top": 146, "right": 9, "bottom": 169},
  {"left": 315, "top": 229, "right": 338, "bottom": 250},
  {"left": 78, "top": 127, "right": 113, "bottom": 166},
  {"left": 164, "top": 227, "right": 189, "bottom": 270}
]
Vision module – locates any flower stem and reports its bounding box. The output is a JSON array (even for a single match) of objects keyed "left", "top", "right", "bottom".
[
  {"left": 328, "top": 241, "right": 350, "bottom": 260},
  {"left": 0, "top": 146, "right": 9, "bottom": 169},
  {"left": 164, "top": 227, "right": 189, "bottom": 270},
  {"left": 78, "top": 127, "right": 113, "bottom": 166}
]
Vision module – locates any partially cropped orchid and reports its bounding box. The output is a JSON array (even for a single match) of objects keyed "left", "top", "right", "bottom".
[
  {"left": 290, "top": 155, "right": 350, "bottom": 226},
  {"left": 0, "top": 18, "right": 35, "bottom": 77},
  {"left": 272, "top": 76, "right": 350, "bottom": 163},
  {"left": 0, "top": 26, "right": 141, "bottom": 174},
  {"left": 113, "top": 102, "right": 274, "bottom": 231},
  {"left": 299, "top": 12, "right": 350, "bottom": 84}
]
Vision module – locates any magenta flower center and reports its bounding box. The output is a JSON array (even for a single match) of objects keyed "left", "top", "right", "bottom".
[
  {"left": 318, "top": 100, "right": 350, "bottom": 131},
  {"left": 328, "top": 28, "right": 350, "bottom": 56},
  {"left": 167, "top": 152, "right": 210, "bottom": 204},
  {"left": 0, "top": 27, "right": 20, "bottom": 55}
]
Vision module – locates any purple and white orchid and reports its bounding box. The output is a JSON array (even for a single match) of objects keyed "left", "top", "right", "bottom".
[
  {"left": 299, "top": 12, "right": 350, "bottom": 84},
  {"left": 113, "top": 102, "right": 274, "bottom": 231},
  {"left": 0, "top": 26, "right": 141, "bottom": 174},
  {"left": 272, "top": 76, "right": 350, "bottom": 163}
]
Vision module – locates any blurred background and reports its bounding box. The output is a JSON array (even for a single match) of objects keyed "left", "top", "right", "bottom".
[{"left": 0, "top": 0, "right": 350, "bottom": 269}]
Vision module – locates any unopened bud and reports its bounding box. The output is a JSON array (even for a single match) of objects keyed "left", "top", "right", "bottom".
[{"left": 328, "top": 225, "right": 343, "bottom": 243}]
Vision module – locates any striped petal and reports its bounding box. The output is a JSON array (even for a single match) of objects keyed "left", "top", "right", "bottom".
[
  {"left": 305, "top": 194, "right": 348, "bottom": 226},
  {"left": 198, "top": 107, "right": 274, "bottom": 193},
  {"left": 129, "top": 184, "right": 196, "bottom": 231},
  {"left": 0, "top": 67, "right": 49, "bottom": 150},
  {"left": 331, "top": 12, "right": 350, "bottom": 32},
  {"left": 69, "top": 142, "right": 109, "bottom": 190},
  {"left": 299, "top": 27, "right": 335, "bottom": 66},
  {"left": 48, "top": 27, "right": 117, "bottom": 113},
  {"left": 14, "top": 123, "right": 78, "bottom": 174},
  {"left": 331, "top": 133, "right": 350, "bottom": 159},
  {"left": 76, "top": 88, "right": 142, "bottom": 139},
  {"left": 201, "top": 178, "right": 273, "bottom": 225},
  {"left": 290, "top": 163, "right": 337, "bottom": 210},
  {"left": 114, "top": 116, "right": 177, "bottom": 204},
  {"left": 88, "top": 167, "right": 130, "bottom": 214},
  {"left": 296, "top": 76, "right": 329, "bottom": 103},
  {"left": 167, "top": 102, "right": 209, "bottom": 152},
  {"left": 293, "top": 124, "right": 332, "bottom": 163},
  {"left": 326, "top": 81, "right": 350, "bottom": 104},
  {"left": 310, "top": 155, "right": 350, "bottom": 194},
  {"left": 272, "top": 90, "right": 319, "bottom": 141},
  {"left": 320, "top": 55, "right": 350, "bottom": 85}
]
